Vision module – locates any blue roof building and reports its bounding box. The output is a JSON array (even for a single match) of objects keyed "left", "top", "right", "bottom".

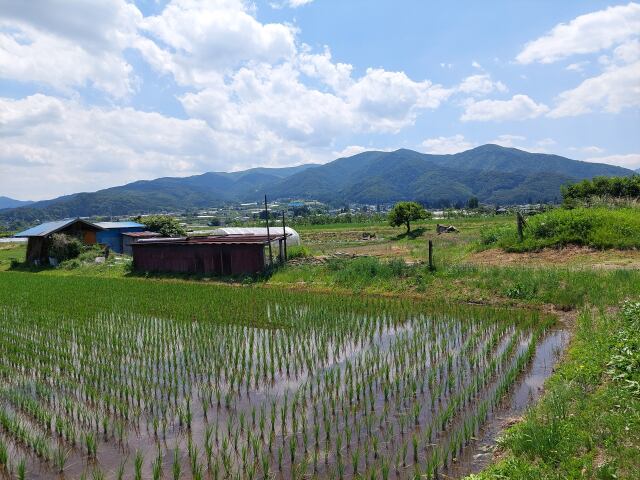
[{"left": 95, "top": 221, "right": 145, "bottom": 254}]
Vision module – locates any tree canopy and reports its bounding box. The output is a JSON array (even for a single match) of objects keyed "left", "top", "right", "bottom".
[
  {"left": 135, "top": 215, "right": 186, "bottom": 237},
  {"left": 562, "top": 175, "right": 640, "bottom": 203},
  {"left": 388, "top": 201, "right": 430, "bottom": 233}
]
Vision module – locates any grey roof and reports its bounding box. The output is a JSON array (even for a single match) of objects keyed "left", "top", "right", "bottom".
[
  {"left": 94, "top": 221, "right": 145, "bottom": 229},
  {"left": 15, "top": 218, "right": 103, "bottom": 238}
]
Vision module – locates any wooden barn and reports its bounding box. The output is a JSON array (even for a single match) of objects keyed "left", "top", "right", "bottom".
[
  {"left": 132, "top": 235, "right": 286, "bottom": 276},
  {"left": 15, "top": 218, "right": 104, "bottom": 264}
]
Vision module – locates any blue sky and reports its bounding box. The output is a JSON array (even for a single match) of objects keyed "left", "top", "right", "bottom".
[{"left": 1, "top": 0, "right": 639, "bottom": 200}]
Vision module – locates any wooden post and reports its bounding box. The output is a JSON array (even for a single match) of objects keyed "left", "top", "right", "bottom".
[
  {"left": 517, "top": 211, "right": 524, "bottom": 243},
  {"left": 282, "top": 210, "right": 287, "bottom": 262},
  {"left": 428, "top": 240, "right": 434, "bottom": 271},
  {"left": 264, "top": 195, "right": 273, "bottom": 265}
]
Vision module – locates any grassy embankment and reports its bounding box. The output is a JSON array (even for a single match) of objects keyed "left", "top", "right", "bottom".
[{"left": 470, "top": 301, "right": 640, "bottom": 479}]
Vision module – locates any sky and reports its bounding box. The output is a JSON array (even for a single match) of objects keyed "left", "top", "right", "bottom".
[{"left": 1, "top": 1, "right": 639, "bottom": 201}]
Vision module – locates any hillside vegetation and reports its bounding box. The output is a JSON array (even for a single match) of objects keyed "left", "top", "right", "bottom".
[
  {"left": 480, "top": 207, "right": 640, "bottom": 252},
  {"left": 0, "top": 145, "right": 633, "bottom": 228},
  {"left": 562, "top": 174, "right": 640, "bottom": 206}
]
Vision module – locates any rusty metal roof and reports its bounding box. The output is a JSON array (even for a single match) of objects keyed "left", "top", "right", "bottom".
[
  {"left": 134, "top": 234, "right": 286, "bottom": 246},
  {"left": 121, "top": 231, "right": 161, "bottom": 238}
]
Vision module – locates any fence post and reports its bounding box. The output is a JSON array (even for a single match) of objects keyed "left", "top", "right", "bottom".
[
  {"left": 517, "top": 211, "right": 524, "bottom": 243},
  {"left": 428, "top": 240, "right": 434, "bottom": 271}
]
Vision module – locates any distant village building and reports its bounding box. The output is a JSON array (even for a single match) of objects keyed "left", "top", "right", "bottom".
[{"left": 15, "top": 218, "right": 104, "bottom": 264}]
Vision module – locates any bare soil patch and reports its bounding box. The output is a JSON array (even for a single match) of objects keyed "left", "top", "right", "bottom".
[{"left": 468, "top": 246, "right": 640, "bottom": 270}]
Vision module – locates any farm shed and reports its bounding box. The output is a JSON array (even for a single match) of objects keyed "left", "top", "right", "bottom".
[
  {"left": 95, "top": 221, "right": 146, "bottom": 254},
  {"left": 15, "top": 218, "right": 104, "bottom": 264},
  {"left": 121, "top": 231, "right": 161, "bottom": 256},
  {"left": 132, "top": 235, "right": 286, "bottom": 276}
]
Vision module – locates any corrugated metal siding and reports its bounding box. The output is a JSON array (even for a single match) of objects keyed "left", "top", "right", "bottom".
[
  {"left": 132, "top": 243, "right": 265, "bottom": 275},
  {"left": 96, "top": 226, "right": 145, "bottom": 253}
]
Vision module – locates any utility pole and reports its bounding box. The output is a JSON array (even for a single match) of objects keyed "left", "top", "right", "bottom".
[{"left": 265, "top": 195, "right": 273, "bottom": 265}]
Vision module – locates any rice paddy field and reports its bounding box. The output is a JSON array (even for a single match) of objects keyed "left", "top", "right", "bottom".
[{"left": 0, "top": 273, "right": 560, "bottom": 480}]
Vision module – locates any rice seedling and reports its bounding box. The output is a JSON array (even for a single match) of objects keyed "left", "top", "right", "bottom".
[{"left": 0, "top": 275, "right": 556, "bottom": 479}]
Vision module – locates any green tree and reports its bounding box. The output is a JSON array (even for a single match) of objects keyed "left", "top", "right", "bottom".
[
  {"left": 135, "top": 215, "right": 186, "bottom": 237},
  {"left": 467, "top": 196, "right": 479, "bottom": 209},
  {"left": 388, "top": 201, "right": 429, "bottom": 233}
]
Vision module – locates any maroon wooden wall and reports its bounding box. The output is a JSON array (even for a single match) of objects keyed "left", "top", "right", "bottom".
[{"left": 132, "top": 243, "right": 265, "bottom": 275}]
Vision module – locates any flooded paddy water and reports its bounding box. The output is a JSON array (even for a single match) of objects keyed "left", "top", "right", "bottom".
[{"left": 0, "top": 295, "right": 568, "bottom": 479}]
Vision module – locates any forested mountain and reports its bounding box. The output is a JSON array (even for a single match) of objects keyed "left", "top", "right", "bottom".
[
  {"left": 0, "top": 145, "right": 633, "bottom": 227},
  {"left": 0, "top": 197, "right": 33, "bottom": 210}
]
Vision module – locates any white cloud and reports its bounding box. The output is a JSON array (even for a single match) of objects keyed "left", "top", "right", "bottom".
[
  {"left": 490, "top": 134, "right": 527, "bottom": 148},
  {"left": 461, "top": 94, "right": 549, "bottom": 122},
  {"left": 0, "top": 0, "right": 141, "bottom": 97},
  {"left": 297, "top": 46, "right": 354, "bottom": 92},
  {"left": 549, "top": 60, "right": 640, "bottom": 117},
  {"left": 471, "top": 61, "right": 482, "bottom": 69},
  {"left": 138, "top": 1, "right": 451, "bottom": 136},
  {"left": 333, "top": 145, "right": 382, "bottom": 158},
  {"left": 0, "top": 0, "right": 462, "bottom": 199},
  {"left": 271, "top": 0, "right": 314, "bottom": 8},
  {"left": 137, "top": 0, "right": 296, "bottom": 87},
  {"left": 180, "top": 61, "right": 452, "bottom": 150},
  {"left": 584, "top": 153, "right": 640, "bottom": 169},
  {"left": 457, "top": 74, "right": 507, "bottom": 96},
  {"left": 421, "top": 135, "right": 475, "bottom": 154},
  {"left": 565, "top": 61, "right": 589, "bottom": 72},
  {"left": 569, "top": 145, "right": 605, "bottom": 155},
  {"left": 516, "top": 2, "right": 640, "bottom": 64},
  {"left": 613, "top": 38, "right": 640, "bottom": 64},
  {"left": 0, "top": 94, "right": 331, "bottom": 200}
]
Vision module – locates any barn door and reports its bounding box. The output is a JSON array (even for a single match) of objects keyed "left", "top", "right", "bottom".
[{"left": 84, "top": 231, "right": 96, "bottom": 245}]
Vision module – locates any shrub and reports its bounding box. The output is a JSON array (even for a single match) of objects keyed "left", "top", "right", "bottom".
[
  {"left": 48, "top": 234, "right": 82, "bottom": 262},
  {"left": 562, "top": 175, "right": 640, "bottom": 204},
  {"left": 479, "top": 207, "right": 640, "bottom": 251},
  {"left": 327, "top": 256, "right": 415, "bottom": 287},
  {"left": 607, "top": 300, "right": 640, "bottom": 396},
  {"left": 286, "top": 245, "right": 311, "bottom": 259},
  {"left": 136, "top": 215, "right": 186, "bottom": 237}
]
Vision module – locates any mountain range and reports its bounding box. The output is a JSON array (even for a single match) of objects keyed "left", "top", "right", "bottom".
[
  {"left": 0, "top": 145, "right": 634, "bottom": 228},
  {"left": 0, "top": 196, "right": 33, "bottom": 210}
]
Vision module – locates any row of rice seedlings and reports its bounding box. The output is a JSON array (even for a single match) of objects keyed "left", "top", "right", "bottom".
[{"left": 0, "top": 297, "right": 549, "bottom": 478}]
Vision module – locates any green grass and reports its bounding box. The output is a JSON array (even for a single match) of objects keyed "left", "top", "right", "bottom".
[
  {"left": 272, "top": 258, "right": 640, "bottom": 309},
  {"left": 468, "top": 302, "right": 640, "bottom": 479},
  {"left": 0, "top": 243, "right": 24, "bottom": 270},
  {"left": 480, "top": 207, "right": 640, "bottom": 252}
]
